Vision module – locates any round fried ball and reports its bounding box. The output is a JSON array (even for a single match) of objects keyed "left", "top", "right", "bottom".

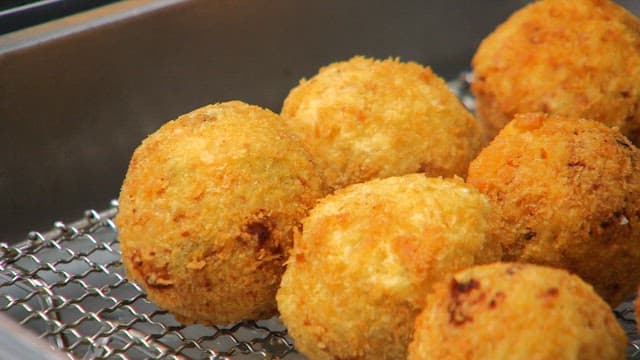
[
  {"left": 407, "top": 262, "right": 627, "bottom": 360},
  {"left": 281, "top": 56, "right": 484, "bottom": 191},
  {"left": 472, "top": 0, "right": 640, "bottom": 143},
  {"left": 276, "top": 174, "right": 501, "bottom": 360},
  {"left": 116, "top": 101, "right": 325, "bottom": 325},
  {"left": 467, "top": 113, "right": 640, "bottom": 306}
]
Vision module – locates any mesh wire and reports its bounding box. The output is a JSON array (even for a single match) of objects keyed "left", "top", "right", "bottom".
[
  {"left": 0, "top": 201, "right": 300, "bottom": 359},
  {"left": 0, "top": 73, "right": 638, "bottom": 359}
]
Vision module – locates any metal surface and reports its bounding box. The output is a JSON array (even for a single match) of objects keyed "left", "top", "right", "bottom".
[
  {"left": 0, "top": 202, "right": 299, "bottom": 359},
  {"left": 2, "top": 0, "right": 639, "bottom": 245},
  {"left": 1, "top": 202, "right": 639, "bottom": 359},
  {"left": 2, "top": 1, "right": 640, "bottom": 357},
  {"left": 0, "top": 312, "right": 66, "bottom": 360},
  {"left": 1, "top": 0, "right": 537, "bottom": 244},
  {"left": 0, "top": 0, "right": 122, "bottom": 35},
  {"left": 0, "top": 76, "right": 639, "bottom": 359}
]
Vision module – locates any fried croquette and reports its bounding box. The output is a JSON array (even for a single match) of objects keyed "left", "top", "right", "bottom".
[
  {"left": 407, "top": 263, "right": 627, "bottom": 360},
  {"left": 115, "top": 101, "right": 325, "bottom": 325},
  {"left": 281, "top": 56, "right": 484, "bottom": 191},
  {"left": 472, "top": 0, "right": 640, "bottom": 143},
  {"left": 276, "top": 174, "right": 501, "bottom": 360},
  {"left": 467, "top": 113, "right": 640, "bottom": 306}
]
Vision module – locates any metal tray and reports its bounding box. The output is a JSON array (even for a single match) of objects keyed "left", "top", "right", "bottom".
[
  {"left": 1, "top": 75, "right": 639, "bottom": 359},
  {"left": 3, "top": 1, "right": 640, "bottom": 358},
  {"left": 2, "top": 201, "right": 638, "bottom": 359},
  {"left": 0, "top": 202, "right": 297, "bottom": 359}
]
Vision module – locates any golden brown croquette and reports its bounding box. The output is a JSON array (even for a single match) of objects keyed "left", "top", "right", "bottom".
[
  {"left": 467, "top": 113, "right": 640, "bottom": 306},
  {"left": 116, "top": 101, "right": 325, "bottom": 325},
  {"left": 281, "top": 56, "right": 484, "bottom": 191},
  {"left": 276, "top": 174, "right": 501, "bottom": 360},
  {"left": 407, "top": 263, "right": 627, "bottom": 360},
  {"left": 472, "top": 0, "right": 640, "bottom": 143}
]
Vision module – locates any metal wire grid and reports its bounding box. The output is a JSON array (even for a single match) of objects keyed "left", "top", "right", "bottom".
[
  {"left": 3, "top": 205, "right": 640, "bottom": 360},
  {"left": 0, "top": 73, "right": 638, "bottom": 359},
  {"left": 0, "top": 201, "right": 300, "bottom": 359},
  {"left": 618, "top": 301, "right": 640, "bottom": 359}
]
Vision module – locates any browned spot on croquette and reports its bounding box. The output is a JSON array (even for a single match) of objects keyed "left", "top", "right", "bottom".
[
  {"left": 452, "top": 278, "right": 480, "bottom": 294},
  {"left": 144, "top": 263, "right": 174, "bottom": 289},
  {"left": 567, "top": 160, "right": 586, "bottom": 168},
  {"left": 523, "top": 229, "right": 536, "bottom": 240},
  {"left": 128, "top": 249, "right": 174, "bottom": 288},
  {"left": 172, "top": 213, "right": 187, "bottom": 222},
  {"left": 448, "top": 278, "right": 482, "bottom": 326},
  {"left": 542, "top": 287, "right": 559, "bottom": 298},
  {"left": 246, "top": 221, "right": 271, "bottom": 244},
  {"left": 130, "top": 250, "right": 143, "bottom": 267},
  {"left": 488, "top": 291, "right": 506, "bottom": 309},
  {"left": 616, "top": 138, "right": 631, "bottom": 149},
  {"left": 540, "top": 148, "right": 548, "bottom": 159}
]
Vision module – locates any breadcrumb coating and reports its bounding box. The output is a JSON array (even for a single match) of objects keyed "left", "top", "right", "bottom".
[
  {"left": 276, "top": 174, "right": 500, "bottom": 360},
  {"left": 116, "top": 101, "right": 325, "bottom": 324},
  {"left": 281, "top": 56, "right": 484, "bottom": 191},
  {"left": 408, "top": 263, "right": 627, "bottom": 360},
  {"left": 472, "top": 0, "right": 640, "bottom": 143},
  {"left": 467, "top": 113, "right": 640, "bottom": 306}
]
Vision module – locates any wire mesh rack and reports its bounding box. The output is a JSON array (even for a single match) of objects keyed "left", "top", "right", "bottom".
[
  {"left": 1, "top": 73, "right": 639, "bottom": 359},
  {"left": 0, "top": 201, "right": 301, "bottom": 359}
]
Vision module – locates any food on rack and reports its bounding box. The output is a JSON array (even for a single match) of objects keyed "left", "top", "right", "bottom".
[
  {"left": 471, "top": 0, "right": 640, "bottom": 143},
  {"left": 115, "top": 101, "right": 325, "bottom": 325},
  {"left": 276, "top": 174, "right": 501, "bottom": 360},
  {"left": 407, "top": 262, "right": 627, "bottom": 360},
  {"left": 467, "top": 113, "right": 640, "bottom": 306},
  {"left": 280, "top": 56, "right": 484, "bottom": 191}
]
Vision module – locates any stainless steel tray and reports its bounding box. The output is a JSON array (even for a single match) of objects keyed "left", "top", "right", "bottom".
[
  {"left": 1, "top": 75, "right": 639, "bottom": 359},
  {"left": 0, "top": 202, "right": 299, "bottom": 359},
  {"left": 3, "top": 1, "right": 640, "bottom": 358},
  {"left": 2, "top": 202, "right": 639, "bottom": 359}
]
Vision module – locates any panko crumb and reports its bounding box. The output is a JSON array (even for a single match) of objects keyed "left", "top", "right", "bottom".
[
  {"left": 468, "top": 113, "right": 640, "bottom": 306},
  {"left": 408, "top": 263, "right": 627, "bottom": 360},
  {"left": 281, "top": 56, "right": 484, "bottom": 190},
  {"left": 277, "top": 174, "right": 500, "bottom": 360},
  {"left": 116, "top": 101, "right": 325, "bottom": 325},
  {"left": 472, "top": 0, "right": 640, "bottom": 143}
]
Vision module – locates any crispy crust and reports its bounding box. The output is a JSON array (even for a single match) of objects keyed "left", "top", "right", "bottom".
[
  {"left": 467, "top": 113, "right": 640, "bottom": 306},
  {"left": 115, "top": 101, "right": 325, "bottom": 324},
  {"left": 281, "top": 56, "right": 484, "bottom": 191},
  {"left": 472, "top": 0, "right": 640, "bottom": 143},
  {"left": 407, "top": 263, "right": 627, "bottom": 360},
  {"left": 276, "top": 174, "right": 501, "bottom": 360}
]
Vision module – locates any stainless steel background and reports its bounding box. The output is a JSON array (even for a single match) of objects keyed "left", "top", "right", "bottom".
[{"left": 1, "top": 0, "right": 639, "bottom": 244}]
